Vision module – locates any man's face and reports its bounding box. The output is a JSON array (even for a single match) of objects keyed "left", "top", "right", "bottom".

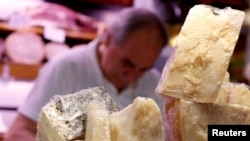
[{"left": 100, "top": 28, "right": 163, "bottom": 90}]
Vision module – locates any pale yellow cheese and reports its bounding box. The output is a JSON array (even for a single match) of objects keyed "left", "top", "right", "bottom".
[
  {"left": 85, "top": 101, "right": 110, "bottom": 141},
  {"left": 109, "top": 97, "right": 165, "bottom": 141},
  {"left": 164, "top": 97, "right": 250, "bottom": 141},
  {"left": 156, "top": 4, "right": 245, "bottom": 103},
  {"left": 85, "top": 97, "right": 165, "bottom": 141},
  {"left": 214, "top": 72, "right": 230, "bottom": 103},
  {"left": 216, "top": 80, "right": 250, "bottom": 107},
  {"left": 180, "top": 100, "right": 250, "bottom": 141},
  {"left": 36, "top": 87, "right": 120, "bottom": 141},
  {"left": 36, "top": 88, "right": 165, "bottom": 141}
]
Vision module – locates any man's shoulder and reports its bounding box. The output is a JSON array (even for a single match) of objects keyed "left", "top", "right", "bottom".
[
  {"left": 143, "top": 69, "right": 161, "bottom": 80},
  {"left": 49, "top": 42, "right": 94, "bottom": 64}
]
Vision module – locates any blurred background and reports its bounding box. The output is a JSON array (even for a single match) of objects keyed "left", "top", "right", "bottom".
[{"left": 0, "top": 0, "right": 250, "bottom": 139}]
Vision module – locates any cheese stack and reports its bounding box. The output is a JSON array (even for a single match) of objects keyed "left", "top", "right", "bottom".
[
  {"left": 164, "top": 96, "right": 250, "bottom": 141},
  {"left": 163, "top": 75, "right": 250, "bottom": 141},
  {"left": 156, "top": 4, "right": 245, "bottom": 103},
  {"left": 36, "top": 87, "right": 120, "bottom": 141},
  {"left": 36, "top": 87, "right": 165, "bottom": 141},
  {"left": 155, "top": 4, "right": 250, "bottom": 141},
  {"left": 85, "top": 97, "right": 164, "bottom": 141}
]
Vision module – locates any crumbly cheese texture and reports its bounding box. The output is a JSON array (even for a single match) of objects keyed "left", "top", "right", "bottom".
[
  {"left": 164, "top": 72, "right": 250, "bottom": 141},
  {"left": 164, "top": 98, "right": 250, "bottom": 141},
  {"left": 216, "top": 81, "right": 250, "bottom": 107},
  {"left": 156, "top": 4, "right": 245, "bottom": 103},
  {"left": 85, "top": 97, "right": 165, "bottom": 141},
  {"left": 85, "top": 101, "right": 110, "bottom": 141},
  {"left": 36, "top": 87, "right": 120, "bottom": 141},
  {"left": 109, "top": 97, "right": 165, "bottom": 141},
  {"left": 180, "top": 100, "right": 250, "bottom": 141}
]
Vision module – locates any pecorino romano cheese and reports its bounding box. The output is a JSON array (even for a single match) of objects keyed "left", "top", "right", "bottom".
[
  {"left": 36, "top": 87, "right": 120, "bottom": 141},
  {"left": 163, "top": 73, "right": 250, "bottom": 141},
  {"left": 164, "top": 96, "right": 250, "bottom": 141},
  {"left": 109, "top": 97, "right": 164, "bottom": 141},
  {"left": 215, "top": 72, "right": 250, "bottom": 107},
  {"left": 85, "top": 97, "right": 165, "bottom": 141},
  {"left": 156, "top": 4, "right": 245, "bottom": 103},
  {"left": 85, "top": 101, "right": 111, "bottom": 141},
  {"left": 36, "top": 88, "right": 165, "bottom": 141},
  {"left": 156, "top": 4, "right": 250, "bottom": 141}
]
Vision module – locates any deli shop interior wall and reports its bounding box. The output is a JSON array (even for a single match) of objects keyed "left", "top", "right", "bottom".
[{"left": 0, "top": 0, "right": 131, "bottom": 135}]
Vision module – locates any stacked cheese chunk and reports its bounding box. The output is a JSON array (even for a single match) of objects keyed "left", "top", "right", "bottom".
[
  {"left": 36, "top": 87, "right": 165, "bottom": 141},
  {"left": 156, "top": 4, "right": 245, "bottom": 103},
  {"left": 155, "top": 4, "right": 250, "bottom": 141},
  {"left": 85, "top": 97, "right": 164, "bottom": 141},
  {"left": 36, "top": 87, "right": 120, "bottom": 141}
]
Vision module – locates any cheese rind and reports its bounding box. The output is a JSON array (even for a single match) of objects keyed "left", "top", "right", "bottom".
[{"left": 156, "top": 4, "right": 245, "bottom": 103}]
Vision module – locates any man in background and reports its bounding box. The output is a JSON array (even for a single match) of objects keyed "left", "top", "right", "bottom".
[{"left": 4, "top": 7, "right": 167, "bottom": 141}]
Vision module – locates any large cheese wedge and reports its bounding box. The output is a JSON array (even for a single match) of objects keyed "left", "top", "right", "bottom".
[
  {"left": 164, "top": 96, "right": 250, "bottom": 141},
  {"left": 36, "top": 87, "right": 120, "bottom": 141},
  {"left": 109, "top": 97, "right": 165, "bottom": 141},
  {"left": 156, "top": 4, "right": 245, "bottom": 103}
]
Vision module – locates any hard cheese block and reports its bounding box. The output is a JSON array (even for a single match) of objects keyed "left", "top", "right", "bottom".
[
  {"left": 215, "top": 75, "right": 250, "bottom": 107},
  {"left": 164, "top": 97, "right": 250, "bottom": 141},
  {"left": 109, "top": 97, "right": 164, "bottom": 141},
  {"left": 36, "top": 87, "right": 120, "bottom": 141},
  {"left": 156, "top": 4, "right": 245, "bottom": 103},
  {"left": 85, "top": 97, "right": 165, "bottom": 141},
  {"left": 85, "top": 101, "right": 111, "bottom": 141},
  {"left": 163, "top": 73, "right": 250, "bottom": 141}
]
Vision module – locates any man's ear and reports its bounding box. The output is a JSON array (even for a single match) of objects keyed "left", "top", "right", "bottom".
[{"left": 103, "top": 32, "right": 112, "bottom": 48}]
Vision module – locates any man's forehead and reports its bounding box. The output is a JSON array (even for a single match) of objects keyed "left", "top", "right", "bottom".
[
  {"left": 122, "top": 28, "right": 163, "bottom": 50},
  {"left": 121, "top": 56, "right": 153, "bottom": 71},
  {"left": 119, "top": 45, "right": 159, "bottom": 68}
]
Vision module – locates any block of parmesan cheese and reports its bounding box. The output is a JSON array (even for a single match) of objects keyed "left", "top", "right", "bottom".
[
  {"left": 85, "top": 101, "right": 110, "bottom": 141},
  {"left": 85, "top": 97, "right": 165, "bottom": 141},
  {"left": 164, "top": 97, "right": 250, "bottom": 141},
  {"left": 216, "top": 81, "right": 250, "bottom": 107},
  {"left": 156, "top": 4, "right": 245, "bottom": 103},
  {"left": 36, "top": 87, "right": 120, "bottom": 141},
  {"left": 109, "top": 97, "right": 165, "bottom": 141}
]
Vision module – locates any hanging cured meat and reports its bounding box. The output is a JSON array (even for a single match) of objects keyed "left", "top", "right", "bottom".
[{"left": 10, "top": 2, "right": 98, "bottom": 32}]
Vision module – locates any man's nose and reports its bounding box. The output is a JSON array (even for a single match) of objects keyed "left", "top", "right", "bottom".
[{"left": 125, "top": 68, "right": 144, "bottom": 81}]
